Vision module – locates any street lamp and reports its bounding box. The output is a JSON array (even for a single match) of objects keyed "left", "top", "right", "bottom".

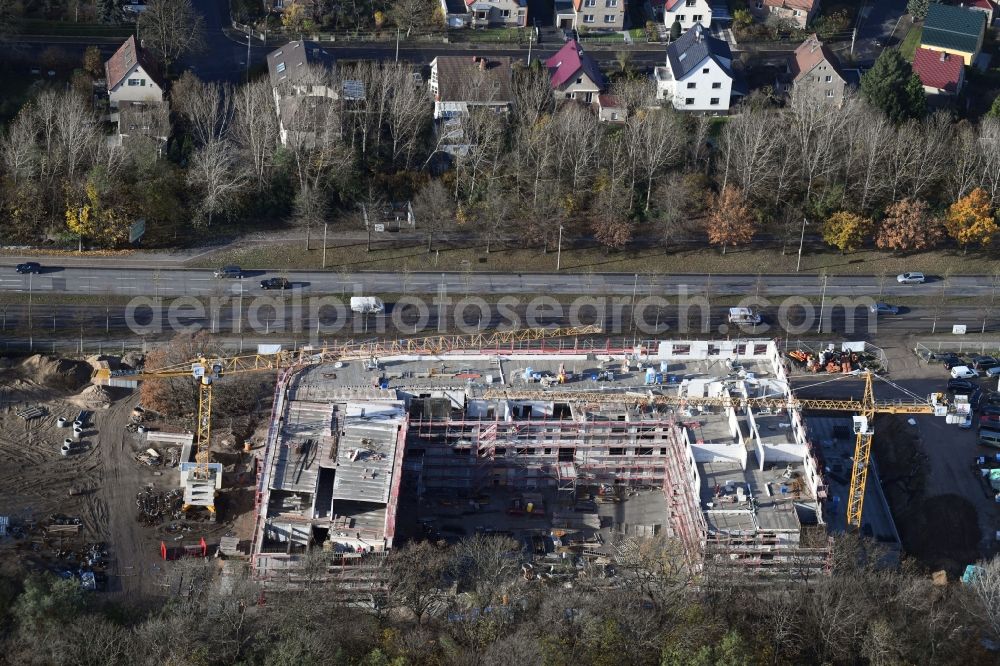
[
  {"left": 816, "top": 274, "right": 828, "bottom": 334},
  {"left": 796, "top": 217, "right": 807, "bottom": 273}
]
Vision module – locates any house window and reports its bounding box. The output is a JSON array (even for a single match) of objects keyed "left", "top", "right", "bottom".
[
  {"left": 685, "top": 97, "right": 694, "bottom": 105},
  {"left": 702, "top": 67, "right": 709, "bottom": 73},
  {"left": 710, "top": 97, "right": 719, "bottom": 105},
  {"left": 276, "top": 62, "right": 286, "bottom": 73},
  {"left": 825, "top": 75, "right": 832, "bottom": 83},
  {"left": 686, "top": 82, "right": 696, "bottom": 89},
  {"left": 576, "top": 77, "right": 583, "bottom": 84},
  {"left": 826, "top": 89, "right": 834, "bottom": 97},
  {"left": 583, "top": 13, "right": 594, "bottom": 22},
  {"left": 711, "top": 81, "right": 721, "bottom": 89},
  {"left": 604, "top": 14, "right": 615, "bottom": 22},
  {"left": 610, "top": 112, "right": 619, "bottom": 120},
  {"left": 685, "top": 0, "right": 695, "bottom": 5},
  {"left": 127, "top": 78, "right": 141, "bottom": 86},
  {"left": 501, "top": 8, "right": 510, "bottom": 16},
  {"left": 693, "top": 14, "right": 702, "bottom": 20},
  {"left": 585, "top": 0, "right": 596, "bottom": 5},
  {"left": 606, "top": 0, "right": 618, "bottom": 5},
  {"left": 677, "top": 14, "right": 685, "bottom": 21}
]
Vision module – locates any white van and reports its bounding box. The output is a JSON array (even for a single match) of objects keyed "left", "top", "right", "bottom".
[
  {"left": 728, "top": 307, "right": 762, "bottom": 326},
  {"left": 350, "top": 296, "right": 385, "bottom": 314}
]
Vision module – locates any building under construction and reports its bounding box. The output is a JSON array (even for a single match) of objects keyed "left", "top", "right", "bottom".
[{"left": 250, "top": 336, "right": 836, "bottom": 585}]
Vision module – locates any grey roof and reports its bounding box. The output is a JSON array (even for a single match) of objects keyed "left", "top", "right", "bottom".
[
  {"left": 432, "top": 56, "right": 514, "bottom": 104},
  {"left": 666, "top": 24, "right": 733, "bottom": 79},
  {"left": 266, "top": 41, "right": 335, "bottom": 88}
]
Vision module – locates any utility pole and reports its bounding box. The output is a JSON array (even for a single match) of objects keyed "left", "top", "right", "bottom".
[
  {"left": 556, "top": 225, "right": 564, "bottom": 271},
  {"left": 527, "top": 30, "right": 533, "bottom": 66},
  {"left": 28, "top": 272, "right": 33, "bottom": 351},
  {"left": 816, "top": 273, "right": 828, "bottom": 334},
  {"left": 246, "top": 29, "right": 251, "bottom": 81},
  {"left": 322, "top": 222, "right": 328, "bottom": 268},
  {"left": 796, "top": 218, "right": 807, "bottom": 272},
  {"left": 395, "top": 28, "right": 400, "bottom": 62}
]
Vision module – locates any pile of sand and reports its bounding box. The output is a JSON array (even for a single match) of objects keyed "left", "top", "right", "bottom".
[
  {"left": 69, "top": 384, "right": 114, "bottom": 409},
  {"left": 18, "top": 355, "right": 94, "bottom": 391}
]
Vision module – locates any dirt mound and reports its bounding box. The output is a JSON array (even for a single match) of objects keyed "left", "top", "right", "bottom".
[
  {"left": 85, "top": 355, "right": 120, "bottom": 372},
  {"left": 18, "top": 355, "right": 94, "bottom": 391},
  {"left": 69, "top": 384, "right": 114, "bottom": 409}
]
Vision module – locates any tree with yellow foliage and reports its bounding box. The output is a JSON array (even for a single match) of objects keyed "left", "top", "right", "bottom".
[
  {"left": 65, "top": 181, "right": 134, "bottom": 248},
  {"left": 281, "top": 1, "right": 314, "bottom": 34},
  {"left": 823, "top": 211, "right": 873, "bottom": 254},
  {"left": 944, "top": 188, "right": 996, "bottom": 254}
]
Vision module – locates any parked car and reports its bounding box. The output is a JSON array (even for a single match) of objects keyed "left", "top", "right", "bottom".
[
  {"left": 869, "top": 302, "right": 899, "bottom": 315},
  {"left": 987, "top": 366, "right": 1000, "bottom": 378},
  {"left": 948, "top": 378, "right": 977, "bottom": 394},
  {"left": 972, "top": 356, "right": 1000, "bottom": 371},
  {"left": 933, "top": 353, "right": 964, "bottom": 368},
  {"left": 981, "top": 404, "right": 1000, "bottom": 417},
  {"left": 260, "top": 277, "right": 290, "bottom": 290},
  {"left": 951, "top": 365, "right": 980, "bottom": 379},
  {"left": 15, "top": 262, "right": 42, "bottom": 274},
  {"left": 896, "top": 272, "right": 925, "bottom": 284},
  {"left": 981, "top": 414, "right": 1000, "bottom": 425},
  {"left": 213, "top": 265, "right": 243, "bottom": 279}
]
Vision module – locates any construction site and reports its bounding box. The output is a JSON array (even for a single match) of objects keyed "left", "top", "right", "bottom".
[
  {"left": 2, "top": 328, "right": 974, "bottom": 600},
  {"left": 249, "top": 334, "right": 858, "bottom": 587}
]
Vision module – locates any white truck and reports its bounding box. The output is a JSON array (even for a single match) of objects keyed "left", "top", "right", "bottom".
[{"left": 350, "top": 296, "right": 385, "bottom": 314}]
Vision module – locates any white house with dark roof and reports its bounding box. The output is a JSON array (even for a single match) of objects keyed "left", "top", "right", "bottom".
[
  {"left": 654, "top": 24, "right": 734, "bottom": 112},
  {"left": 664, "top": 0, "right": 712, "bottom": 31},
  {"left": 266, "top": 41, "right": 337, "bottom": 146},
  {"left": 104, "top": 36, "right": 163, "bottom": 109}
]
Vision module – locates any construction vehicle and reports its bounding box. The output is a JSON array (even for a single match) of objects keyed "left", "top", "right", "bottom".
[
  {"left": 482, "top": 370, "right": 947, "bottom": 529},
  {"left": 94, "top": 326, "right": 603, "bottom": 514}
]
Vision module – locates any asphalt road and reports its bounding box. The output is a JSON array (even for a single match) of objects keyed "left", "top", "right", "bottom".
[
  {"left": 0, "top": 262, "right": 995, "bottom": 299},
  {"left": 852, "top": 0, "right": 908, "bottom": 66}
]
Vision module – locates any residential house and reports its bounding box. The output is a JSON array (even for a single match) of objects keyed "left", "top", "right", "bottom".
[
  {"left": 749, "top": 0, "right": 820, "bottom": 29},
  {"left": 266, "top": 41, "right": 337, "bottom": 146},
  {"left": 777, "top": 34, "right": 848, "bottom": 105},
  {"left": 966, "top": 0, "right": 996, "bottom": 27},
  {"left": 596, "top": 94, "right": 625, "bottom": 122},
  {"left": 920, "top": 2, "right": 986, "bottom": 66},
  {"left": 466, "top": 0, "right": 528, "bottom": 28},
  {"left": 104, "top": 36, "right": 164, "bottom": 110},
  {"left": 654, "top": 24, "right": 735, "bottom": 112},
  {"left": 556, "top": 0, "right": 627, "bottom": 30},
  {"left": 664, "top": 0, "right": 712, "bottom": 32},
  {"left": 439, "top": 0, "right": 472, "bottom": 27},
  {"left": 546, "top": 40, "right": 608, "bottom": 103},
  {"left": 430, "top": 55, "right": 513, "bottom": 119},
  {"left": 912, "top": 47, "right": 965, "bottom": 96}
]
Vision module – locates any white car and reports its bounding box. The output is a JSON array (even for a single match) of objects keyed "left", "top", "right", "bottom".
[
  {"left": 896, "top": 272, "right": 925, "bottom": 284},
  {"left": 950, "top": 365, "right": 979, "bottom": 379},
  {"left": 986, "top": 366, "right": 1000, "bottom": 378}
]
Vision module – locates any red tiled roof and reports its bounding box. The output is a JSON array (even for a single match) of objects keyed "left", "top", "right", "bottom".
[
  {"left": 789, "top": 34, "right": 844, "bottom": 82},
  {"left": 968, "top": 0, "right": 994, "bottom": 10},
  {"left": 912, "top": 47, "right": 964, "bottom": 92},
  {"left": 104, "top": 36, "right": 158, "bottom": 90}
]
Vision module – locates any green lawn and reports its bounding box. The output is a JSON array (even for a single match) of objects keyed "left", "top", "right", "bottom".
[
  {"left": 900, "top": 23, "right": 922, "bottom": 62},
  {"left": 463, "top": 28, "right": 525, "bottom": 43},
  {"left": 188, "top": 238, "right": 1000, "bottom": 278},
  {"left": 580, "top": 32, "right": 626, "bottom": 44}
]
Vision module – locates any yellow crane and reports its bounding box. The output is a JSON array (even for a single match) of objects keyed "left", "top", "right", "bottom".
[
  {"left": 95, "top": 326, "right": 603, "bottom": 511},
  {"left": 483, "top": 370, "right": 946, "bottom": 529}
]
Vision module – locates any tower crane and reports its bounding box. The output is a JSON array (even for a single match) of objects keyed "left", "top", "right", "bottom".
[
  {"left": 482, "top": 370, "right": 947, "bottom": 529},
  {"left": 95, "top": 326, "right": 603, "bottom": 512}
]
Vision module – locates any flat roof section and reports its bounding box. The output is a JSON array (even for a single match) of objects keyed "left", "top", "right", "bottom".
[
  {"left": 271, "top": 401, "right": 335, "bottom": 493},
  {"left": 332, "top": 410, "right": 402, "bottom": 504},
  {"left": 699, "top": 454, "right": 805, "bottom": 534}
]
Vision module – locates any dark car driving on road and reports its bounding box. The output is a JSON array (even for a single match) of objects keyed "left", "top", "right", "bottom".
[
  {"left": 15, "top": 262, "right": 42, "bottom": 274},
  {"left": 260, "top": 277, "right": 290, "bottom": 290}
]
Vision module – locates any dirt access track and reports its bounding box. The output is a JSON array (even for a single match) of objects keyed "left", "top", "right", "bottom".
[{"left": 0, "top": 354, "right": 249, "bottom": 603}]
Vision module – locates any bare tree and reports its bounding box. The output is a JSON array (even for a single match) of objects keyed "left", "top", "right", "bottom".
[
  {"left": 186, "top": 139, "right": 248, "bottom": 227},
  {"left": 385, "top": 64, "right": 429, "bottom": 169},
  {"left": 718, "top": 100, "right": 780, "bottom": 201},
  {"left": 636, "top": 108, "right": 686, "bottom": 211},
  {"left": 384, "top": 540, "right": 450, "bottom": 623},
  {"left": 412, "top": 179, "right": 454, "bottom": 252},
  {"left": 511, "top": 62, "right": 554, "bottom": 128},
  {"left": 551, "top": 103, "right": 600, "bottom": 194},
  {"left": 451, "top": 533, "right": 521, "bottom": 613},
  {"left": 968, "top": 556, "right": 1000, "bottom": 640},
  {"left": 138, "top": 0, "right": 205, "bottom": 74},
  {"left": 0, "top": 112, "right": 38, "bottom": 185},
  {"left": 172, "top": 72, "right": 234, "bottom": 147},
  {"left": 231, "top": 77, "right": 279, "bottom": 191},
  {"left": 55, "top": 93, "right": 100, "bottom": 183}
]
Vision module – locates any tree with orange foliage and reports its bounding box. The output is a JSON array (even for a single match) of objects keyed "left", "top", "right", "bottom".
[
  {"left": 875, "top": 198, "right": 942, "bottom": 254},
  {"left": 944, "top": 188, "right": 996, "bottom": 254},
  {"left": 705, "top": 186, "right": 755, "bottom": 255},
  {"left": 593, "top": 218, "right": 633, "bottom": 252}
]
